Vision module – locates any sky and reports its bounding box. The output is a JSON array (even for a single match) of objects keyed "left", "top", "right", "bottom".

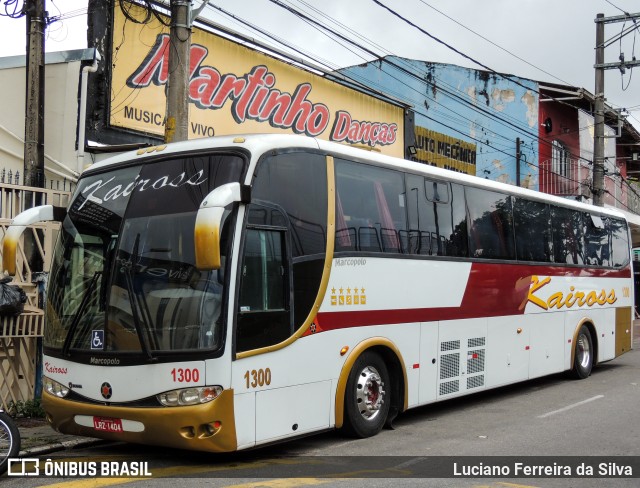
[{"left": 1, "top": 0, "right": 639, "bottom": 130}]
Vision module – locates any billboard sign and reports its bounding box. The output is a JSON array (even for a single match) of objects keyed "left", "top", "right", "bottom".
[
  {"left": 413, "top": 126, "right": 477, "bottom": 175},
  {"left": 109, "top": 4, "right": 404, "bottom": 156}
]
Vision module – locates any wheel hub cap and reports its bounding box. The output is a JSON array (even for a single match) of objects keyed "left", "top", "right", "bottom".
[
  {"left": 356, "top": 366, "right": 385, "bottom": 420},
  {"left": 577, "top": 333, "right": 591, "bottom": 368}
]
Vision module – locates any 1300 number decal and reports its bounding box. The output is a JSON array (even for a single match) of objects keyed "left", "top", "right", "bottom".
[
  {"left": 171, "top": 368, "right": 200, "bottom": 383},
  {"left": 244, "top": 368, "right": 272, "bottom": 389}
]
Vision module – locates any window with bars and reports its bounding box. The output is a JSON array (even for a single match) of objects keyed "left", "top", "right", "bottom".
[{"left": 552, "top": 140, "right": 570, "bottom": 177}]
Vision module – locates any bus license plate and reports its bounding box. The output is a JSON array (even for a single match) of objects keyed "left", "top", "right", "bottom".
[{"left": 93, "top": 416, "right": 123, "bottom": 433}]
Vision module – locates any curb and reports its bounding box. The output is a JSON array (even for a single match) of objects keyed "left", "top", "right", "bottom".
[{"left": 20, "top": 438, "right": 105, "bottom": 457}]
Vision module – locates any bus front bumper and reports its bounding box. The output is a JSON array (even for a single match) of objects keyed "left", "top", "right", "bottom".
[{"left": 42, "top": 389, "right": 237, "bottom": 453}]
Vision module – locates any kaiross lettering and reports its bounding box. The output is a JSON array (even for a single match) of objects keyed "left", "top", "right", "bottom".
[
  {"left": 44, "top": 362, "right": 68, "bottom": 374},
  {"left": 524, "top": 275, "right": 617, "bottom": 311},
  {"left": 79, "top": 171, "right": 207, "bottom": 210}
]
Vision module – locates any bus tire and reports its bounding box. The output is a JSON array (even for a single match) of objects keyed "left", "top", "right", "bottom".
[
  {"left": 572, "top": 325, "right": 594, "bottom": 379},
  {"left": 342, "top": 351, "right": 390, "bottom": 438}
]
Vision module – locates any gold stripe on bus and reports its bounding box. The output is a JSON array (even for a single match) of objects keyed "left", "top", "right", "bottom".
[
  {"left": 334, "top": 337, "right": 409, "bottom": 429},
  {"left": 615, "top": 306, "right": 632, "bottom": 357},
  {"left": 42, "top": 389, "right": 238, "bottom": 453},
  {"left": 236, "top": 155, "right": 336, "bottom": 359}
]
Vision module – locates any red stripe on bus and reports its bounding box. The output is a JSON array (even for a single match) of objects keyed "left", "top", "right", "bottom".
[
  {"left": 317, "top": 262, "right": 631, "bottom": 331},
  {"left": 317, "top": 307, "right": 483, "bottom": 330}
]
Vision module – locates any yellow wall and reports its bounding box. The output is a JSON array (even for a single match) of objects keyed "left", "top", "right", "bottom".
[
  {"left": 414, "top": 126, "right": 477, "bottom": 175},
  {"left": 110, "top": 4, "right": 404, "bottom": 157}
]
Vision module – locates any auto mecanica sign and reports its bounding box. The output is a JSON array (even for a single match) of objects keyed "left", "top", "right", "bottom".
[{"left": 109, "top": 3, "right": 404, "bottom": 156}]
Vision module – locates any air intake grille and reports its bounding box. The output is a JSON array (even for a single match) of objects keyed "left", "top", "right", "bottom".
[
  {"left": 467, "top": 375, "right": 484, "bottom": 390},
  {"left": 438, "top": 334, "right": 486, "bottom": 397},
  {"left": 467, "top": 349, "right": 485, "bottom": 374},
  {"left": 440, "top": 353, "right": 460, "bottom": 379},
  {"left": 441, "top": 340, "right": 460, "bottom": 352},
  {"left": 439, "top": 380, "right": 459, "bottom": 396}
]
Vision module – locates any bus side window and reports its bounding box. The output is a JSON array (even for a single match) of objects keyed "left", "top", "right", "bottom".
[
  {"left": 465, "top": 187, "right": 515, "bottom": 260},
  {"left": 551, "top": 207, "right": 585, "bottom": 265},
  {"left": 335, "top": 159, "right": 407, "bottom": 254},
  {"left": 609, "top": 217, "right": 630, "bottom": 267},
  {"left": 405, "top": 176, "right": 467, "bottom": 257},
  {"left": 251, "top": 151, "right": 327, "bottom": 331},
  {"left": 584, "top": 213, "right": 608, "bottom": 266},
  {"left": 513, "top": 198, "right": 552, "bottom": 263},
  {"left": 236, "top": 227, "right": 291, "bottom": 353}
]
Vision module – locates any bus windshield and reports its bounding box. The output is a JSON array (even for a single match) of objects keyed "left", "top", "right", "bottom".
[{"left": 44, "top": 153, "right": 245, "bottom": 360}]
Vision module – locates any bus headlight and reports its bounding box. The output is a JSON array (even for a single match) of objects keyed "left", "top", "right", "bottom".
[
  {"left": 157, "top": 386, "right": 223, "bottom": 407},
  {"left": 43, "top": 377, "right": 70, "bottom": 398}
]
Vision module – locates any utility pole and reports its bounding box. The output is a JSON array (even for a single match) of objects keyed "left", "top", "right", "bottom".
[
  {"left": 24, "top": 0, "right": 46, "bottom": 192},
  {"left": 593, "top": 11, "right": 640, "bottom": 206},
  {"left": 164, "top": 0, "right": 191, "bottom": 143},
  {"left": 593, "top": 13, "right": 605, "bottom": 207},
  {"left": 515, "top": 137, "right": 521, "bottom": 187},
  {"left": 23, "top": 0, "right": 48, "bottom": 401}
]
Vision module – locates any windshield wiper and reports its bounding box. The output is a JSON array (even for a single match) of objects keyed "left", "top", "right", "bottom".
[
  {"left": 62, "top": 272, "right": 102, "bottom": 357},
  {"left": 121, "top": 234, "right": 157, "bottom": 362}
]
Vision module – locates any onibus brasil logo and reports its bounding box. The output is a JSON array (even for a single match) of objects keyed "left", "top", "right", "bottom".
[{"left": 8, "top": 458, "right": 152, "bottom": 477}]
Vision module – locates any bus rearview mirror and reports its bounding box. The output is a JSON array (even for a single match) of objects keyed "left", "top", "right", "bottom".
[
  {"left": 194, "top": 183, "right": 250, "bottom": 270},
  {"left": 2, "top": 205, "right": 67, "bottom": 276}
]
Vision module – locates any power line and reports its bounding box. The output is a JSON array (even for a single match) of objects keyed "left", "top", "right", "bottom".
[
  {"left": 285, "top": 0, "right": 555, "bottom": 139},
  {"left": 264, "top": 0, "right": 539, "bottom": 138},
  {"left": 286, "top": 0, "right": 599, "bottom": 148},
  {"left": 415, "top": 0, "right": 572, "bottom": 86},
  {"left": 266, "top": 0, "right": 601, "bottom": 161},
  {"left": 0, "top": 0, "right": 24, "bottom": 18},
  {"left": 212, "top": 3, "right": 595, "bottom": 190},
  {"left": 217, "top": 0, "right": 615, "bottom": 161},
  {"left": 206, "top": 2, "right": 339, "bottom": 72},
  {"left": 114, "top": 1, "right": 640, "bottom": 210},
  {"left": 369, "top": 0, "right": 570, "bottom": 103}
]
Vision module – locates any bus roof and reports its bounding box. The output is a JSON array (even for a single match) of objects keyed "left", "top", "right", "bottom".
[{"left": 84, "top": 133, "right": 627, "bottom": 221}]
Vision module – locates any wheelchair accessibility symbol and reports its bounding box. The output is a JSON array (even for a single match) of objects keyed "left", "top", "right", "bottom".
[{"left": 91, "top": 330, "right": 104, "bottom": 350}]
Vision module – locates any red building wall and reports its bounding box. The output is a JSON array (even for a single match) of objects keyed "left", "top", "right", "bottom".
[{"left": 538, "top": 101, "right": 581, "bottom": 196}]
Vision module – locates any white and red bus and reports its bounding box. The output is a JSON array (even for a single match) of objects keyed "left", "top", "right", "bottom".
[{"left": 3, "top": 134, "right": 633, "bottom": 451}]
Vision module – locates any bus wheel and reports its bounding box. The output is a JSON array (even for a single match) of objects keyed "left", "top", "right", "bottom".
[
  {"left": 573, "top": 325, "right": 593, "bottom": 379},
  {"left": 343, "top": 351, "right": 390, "bottom": 438}
]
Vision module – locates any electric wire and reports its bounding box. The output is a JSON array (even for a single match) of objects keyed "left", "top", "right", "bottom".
[
  {"left": 271, "top": 0, "right": 601, "bottom": 147},
  {"left": 0, "top": 0, "right": 24, "bottom": 18},
  {"left": 59, "top": 1, "right": 640, "bottom": 208},
  {"left": 283, "top": 0, "right": 563, "bottom": 143},
  {"left": 266, "top": 0, "right": 539, "bottom": 141},
  {"left": 415, "top": 0, "right": 573, "bottom": 86},
  {"left": 232, "top": 1, "right": 640, "bottom": 207},
  {"left": 264, "top": 0, "right": 605, "bottom": 175},
  {"left": 193, "top": 2, "right": 589, "bottom": 182}
]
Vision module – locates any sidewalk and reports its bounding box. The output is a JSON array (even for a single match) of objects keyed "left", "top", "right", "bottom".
[{"left": 16, "top": 418, "right": 101, "bottom": 456}]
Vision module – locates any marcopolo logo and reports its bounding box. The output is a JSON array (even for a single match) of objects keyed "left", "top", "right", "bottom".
[
  {"left": 100, "top": 382, "right": 113, "bottom": 400},
  {"left": 89, "top": 357, "right": 121, "bottom": 365}
]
